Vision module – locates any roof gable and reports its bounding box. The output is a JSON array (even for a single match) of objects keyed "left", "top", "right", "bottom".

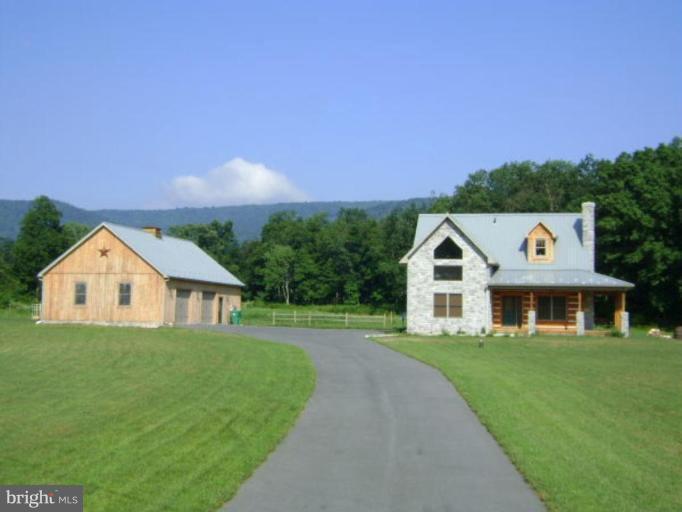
[
  {"left": 400, "top": 216, "right": 494, "bottom": 264},
  {"left": 528, "top": 222, "right": 557, "bottom": 240}
]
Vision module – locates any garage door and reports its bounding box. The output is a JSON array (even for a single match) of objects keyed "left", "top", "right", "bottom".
[
  {"left": 175, "top": 289, "right": 191, "bottom": 324},
  {"left": 201, "top": 292, "right": 215, "bottom": 323}
]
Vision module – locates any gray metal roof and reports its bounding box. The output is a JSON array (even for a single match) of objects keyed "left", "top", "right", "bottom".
[
  {"left": 489, "top": 269, "right": 634, "bottom": 289},
  {"left": 411, "top": 213, "right": 592, "bottom": 270},
  {"left": 39, "top": 223, "right": 244, "bottom": 287}
]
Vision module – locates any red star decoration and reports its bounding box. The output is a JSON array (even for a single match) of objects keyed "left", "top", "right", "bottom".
[{"left": 98, "top": 248, "right": 110, "bottom": 257}]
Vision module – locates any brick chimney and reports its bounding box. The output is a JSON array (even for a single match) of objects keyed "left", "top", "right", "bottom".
[
  {"left": 581, "top": 202, "right": 595, "bottom": 270},
  {"left": 143, "top": 226, "right": 162, "bottom": 239}
]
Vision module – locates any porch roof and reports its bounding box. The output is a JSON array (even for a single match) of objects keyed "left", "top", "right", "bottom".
[{"left": 489, "top": 269, "right": 634, "bottom": 289}]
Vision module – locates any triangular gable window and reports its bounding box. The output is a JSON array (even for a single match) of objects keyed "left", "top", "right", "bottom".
[{"left": 434, "top": 238, "right": 463, "bottom": 259}]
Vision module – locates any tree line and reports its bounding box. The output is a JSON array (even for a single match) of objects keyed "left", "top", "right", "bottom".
[{"left": 1, "top": 138, "right": 680, "bottom": 325}]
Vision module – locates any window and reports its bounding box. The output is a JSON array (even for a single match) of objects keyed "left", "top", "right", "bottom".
[
  {"left": 74, "top": 282, "right": 87, "bottom": 305},
  {"left": 434, "top": 238, "right": 463, "bottom": 259},
  {"left": 535, "top": 238, "right": 547, "bottom": 257},
  {"left": 537, "top": 295, "right": 567, "bottom": 321},
  {"left": 434, "top": 293, "right": 447, "bottom": 317},
  {"left": 119, "top": 283, "right": 132, "bottom": 306},
  {"left": 434, "top": 265, "right": 463, "bottom": 281},
  {"left": 434, "top": 293, "right": 463, "bottom": 318}
]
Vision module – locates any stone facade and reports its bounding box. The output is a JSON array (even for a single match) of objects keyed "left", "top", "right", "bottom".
[{"left": 406, "top": 220, "right": 490, "bottom": 335}]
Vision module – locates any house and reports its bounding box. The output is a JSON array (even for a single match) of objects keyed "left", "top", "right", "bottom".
[
  {"left": 400, "top": 202, "right": 634, "bottom": 336},
  {"left": 38, "top": 223, "right": 244, "bottom": 327}
]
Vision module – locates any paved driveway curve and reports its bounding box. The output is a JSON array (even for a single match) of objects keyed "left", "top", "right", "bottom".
[{"left": 204, "top": 326, "right": 544, "bottom": 512}]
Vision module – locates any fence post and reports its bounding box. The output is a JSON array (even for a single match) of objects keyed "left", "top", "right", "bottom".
[
  {"left": 272, "top": 311, "right": 275, "bottom": 325},
  {"left": 294, "top": 310, "right": 297, "bottom": 324},
  {"left": 383, "top": 313, "right": 386, "bottom": 328},
  {"left": 390, "top": 311, "right": 393, "bottom": 325},
  {"left": 345, "top": 313, "right": 349, "bottom": 327}
]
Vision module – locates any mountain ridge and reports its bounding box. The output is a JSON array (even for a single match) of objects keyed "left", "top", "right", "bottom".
[{"left": 0, "top": 197, "right": 435, "bottom": 241}]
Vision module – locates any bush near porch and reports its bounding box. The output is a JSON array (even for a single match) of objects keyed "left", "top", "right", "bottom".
[{"left": 380, "top": 333, "right": 682, "bottom": 512}]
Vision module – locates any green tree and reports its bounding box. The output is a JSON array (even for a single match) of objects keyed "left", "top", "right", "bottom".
[
  {"left": 0, "top": 249, "right": 22, "bottom": 307},
  {"left": 594, "top": 139, "right": 682, "bottom": 324},
  {"left": 432, "top": 160, "right": 593, "bottom": 214},
  {"left": 377, "top": 205, "right": 420, "bottom": 311},
  {"left": 63, "top": 222, "right": 91, "bottom": 246},
  {"left": 12, "top": 196, "right": 68, "bottom": 295},
  {"left": 237, "top": 240, "right": 267, "bottom": 300},
  {"left": 263, "top": 244, "right": 296, "bottom": 304}
]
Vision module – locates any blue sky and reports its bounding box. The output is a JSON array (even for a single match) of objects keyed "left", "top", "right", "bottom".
[{"left": 0, "top": 0, "right": 680, "bottom": 209}]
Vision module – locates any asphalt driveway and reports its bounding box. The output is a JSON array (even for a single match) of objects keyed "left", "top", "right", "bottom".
[{"left": 203, "top": 326, "right": 544, "bottom": 512}]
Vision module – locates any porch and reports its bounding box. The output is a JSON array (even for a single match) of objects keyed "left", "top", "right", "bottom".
[{"left": 491, "top": 289, "right": 629, "bottom": 336}]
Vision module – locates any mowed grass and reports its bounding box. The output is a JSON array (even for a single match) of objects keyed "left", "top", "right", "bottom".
[
  {"left": 0, "top": 316, "right": 315, "bottom": 511},
  {"left": 381, "top": 334, "right": 682, "bottom": 512}
]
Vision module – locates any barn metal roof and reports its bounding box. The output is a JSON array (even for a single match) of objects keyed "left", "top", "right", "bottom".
[
  {"left": 489, "top": 269, "right": 634, "bottom": 289},
  {"left": 39, "top": 223, "right": 245, "bottom": 287}
]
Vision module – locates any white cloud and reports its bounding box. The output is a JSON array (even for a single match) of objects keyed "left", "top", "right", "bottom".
[{"left": 165, "top": 158, "right": 309, "bottom": 207}]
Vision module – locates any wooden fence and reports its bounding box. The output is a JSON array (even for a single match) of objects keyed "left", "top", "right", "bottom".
[{"left": 271, "top": 310, "right": 397, "bottom": 328}]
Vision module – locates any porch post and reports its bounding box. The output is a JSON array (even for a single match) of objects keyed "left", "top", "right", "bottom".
[
  {"left": 527, "top": 291, "right": 536, "bottom": 335},
  {"left": 576, "top": 291, "right": 585, "bottom": 336},
  {"left": 615, "top": 291, "right": 629, "bottom": 337}
]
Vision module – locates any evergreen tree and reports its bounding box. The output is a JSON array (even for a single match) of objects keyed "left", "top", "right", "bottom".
[{"left": 12, "top": 196, "right": 68, "bottom": 295}]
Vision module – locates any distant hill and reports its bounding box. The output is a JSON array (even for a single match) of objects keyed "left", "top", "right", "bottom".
[{"left": 0, "top": 197, "right": 435, "bottom": 242}]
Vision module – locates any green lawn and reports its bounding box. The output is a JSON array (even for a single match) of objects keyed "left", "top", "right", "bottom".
[
  {"left": 0, "top": 316, "right": 315, "bottom": 511},
  {"left": 381, "top": 334, "right": 682, "bottom": 512}
]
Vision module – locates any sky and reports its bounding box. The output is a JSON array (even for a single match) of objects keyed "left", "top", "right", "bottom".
[{"left": 0, "top": 0, "right": 680, "bottom": 210}]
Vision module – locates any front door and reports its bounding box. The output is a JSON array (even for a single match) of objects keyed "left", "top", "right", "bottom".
[
  {"left": 502, "top": 296, "right": 522, "bottom": 327},
  {"left": 218, "top": 297, "right": 224, "bottom": 324}
]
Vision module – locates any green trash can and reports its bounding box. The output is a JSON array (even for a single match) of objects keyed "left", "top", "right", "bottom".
[{"left": 230, "top": 309, "right": 242, "bottom": 325}]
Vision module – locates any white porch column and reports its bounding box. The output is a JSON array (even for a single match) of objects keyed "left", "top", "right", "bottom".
[
  {"left": 527, "top": 310, "right": 536, "bottom": 335},
  {"left": 620, "top": 312, "right": 630, "bottom": 337},
  {"left": 576, "top": 311, "right": 585, "bottom": 336}
]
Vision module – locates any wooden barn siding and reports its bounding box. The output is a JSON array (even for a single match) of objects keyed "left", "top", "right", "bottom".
[
  {"left": 41, "top": 227, "right": 166, "bottom": 323},
  {"left": 492, "top": 290, "right": 579, "bottom": 331},
  {"left": 165, "top": 279, "right": 241, "bottom": 324}
]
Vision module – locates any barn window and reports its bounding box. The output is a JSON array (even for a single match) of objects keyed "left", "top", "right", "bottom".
[
  {"left": 119, "top": 283, "right": 132, "bottom": 306},
  {"left": 74, "top": 282, "right": 87, "bottom": 305},
  {"left": 434, "top": 265, "right": 463, "bottom": 281},
  {"left": 433, "top": 293, "right": 463, "bottom": 318},
  {"left": 434, "top": 238, "right": 463, "bottom": 259},
  {"left": 537, "top": 296, "right": 567, "bottom": 321}
]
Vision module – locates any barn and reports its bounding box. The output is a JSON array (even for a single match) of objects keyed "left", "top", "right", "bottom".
[{"left": 38, "top": 223, "right": 244, "bottom": 326}]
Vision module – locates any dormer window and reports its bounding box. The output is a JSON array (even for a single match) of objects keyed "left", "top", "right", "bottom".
[
  {"left": 535, "top": 238, "right": 547, "bottom": 257},
  {"left": 527, "top": 223, "right": 556, "bottom": 263},
  {"left": 434, "top": 238, "right": 463, "bottom": 259}
]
